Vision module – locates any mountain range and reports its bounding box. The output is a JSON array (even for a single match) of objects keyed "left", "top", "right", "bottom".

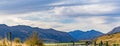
[
  {"left": 0, "top": 24, "right": 75, "bottom": 42},
  {"left": 69, "top": 30, "right": 104, "bottom": 41},
  {"left": 69, "top": 26, "right": 120, "bottom": 42},
  {"left": 0, "top": 24, "right": 105, "bottom": 42}
]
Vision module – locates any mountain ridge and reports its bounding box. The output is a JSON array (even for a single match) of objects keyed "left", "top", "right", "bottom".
[
  {"left": 108, "top": 26, "right": 120, "bottom": 34},
  {"left": 69, "top": 30, "right": 104, "bottom": 41},
  {"left": 0, "top": 24, "right": 75, "bottom": 42},
  {"left": 0, "top": 24, "right": 105, "bottom": 42}
]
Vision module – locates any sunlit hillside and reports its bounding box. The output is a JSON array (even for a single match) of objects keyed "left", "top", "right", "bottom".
[{"left": 95, "top": 32, "right": 120, "bottom": 46}]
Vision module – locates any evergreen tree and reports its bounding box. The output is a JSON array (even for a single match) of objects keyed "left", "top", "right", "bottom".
[
  {"left": 94, "top": 41, "right": 96, "bottom": 46},
  {"left": 85, "top": 41, "right": 89, "bottom": 46},
  {"left": 99, "top": 41, "right": 103, "bottom": 46},
  {"left": 8, "top": 32, "right": 12, "bottom": 46},
  {"left": 106, "top": 41, "right": 109, "bottom": 46}
]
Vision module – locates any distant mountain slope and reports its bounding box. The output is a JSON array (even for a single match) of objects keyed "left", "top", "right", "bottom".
[
  {"left": 0, "top": 24, "right": 75, "bottom": 42},
  {"left": 108, "top": 26, "right": 120, "bottom": 34},
  {"left": 69, "top": 30, "right": 104, "bottom": 40}
]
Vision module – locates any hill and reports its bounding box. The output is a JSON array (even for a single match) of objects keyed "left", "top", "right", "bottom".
[
  {"left": 95, "top": 26, "right": 120, "bottom": 46},
  {"left": 69, "top": 30, "right": 104, "bottom": 40},
  {"left": 108, "top": 26, "right": 120, "bottom": 34},
  {"left": 95, "top": 33, "right": 120, "bottom": 46}
]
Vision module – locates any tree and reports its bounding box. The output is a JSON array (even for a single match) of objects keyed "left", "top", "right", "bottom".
[
  {"left": 99, "top": 41, "right": 103, "bottom": 46},
  {"left": 94, "top": 41, "right": 97, "bottom": 46},
  {"left": 8, "top": 32, "right": 12, "bottom": 41},
  {"left": 24, "top": 31, "right": 43, "bottom": 46},
  {"left": 85, "top": 41, "right": 89, "bottom": 46},
  {"left": 105, "top": 41, "right": 109, "bottom": 46},
  {"left": 14, "top": 38, "right": 21, "bottom": 43},
  {"left": 8, "top": 32, "right": 12, "bottom": 46},
  {"left": 71, "top": 41, "right": 75, "bottom": 46}
]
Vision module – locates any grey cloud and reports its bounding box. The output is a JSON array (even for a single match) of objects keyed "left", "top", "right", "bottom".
[
  {"left": 0, "top": 0, "right": 61, "bottom": 14},
  {"left": 0, "top": 0, "right": 120, "bottom": 17}
]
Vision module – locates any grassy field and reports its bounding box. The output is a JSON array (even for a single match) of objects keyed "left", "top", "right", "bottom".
[{"left": 44, "top": 42, "right": 86, "bottom": 46}]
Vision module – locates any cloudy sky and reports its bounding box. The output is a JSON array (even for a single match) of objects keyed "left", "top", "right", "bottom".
[{"left": 0, "top": 0, "right": 120, "bottom": 33}]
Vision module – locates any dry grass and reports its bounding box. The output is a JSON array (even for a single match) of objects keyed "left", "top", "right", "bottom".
[{"left": 95, "top": 33, "right": 120, "bottom": 46}]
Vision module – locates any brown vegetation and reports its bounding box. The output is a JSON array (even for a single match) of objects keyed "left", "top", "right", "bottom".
[{"left": 94, "top": 33, "right": 120, "bottom": 46}]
